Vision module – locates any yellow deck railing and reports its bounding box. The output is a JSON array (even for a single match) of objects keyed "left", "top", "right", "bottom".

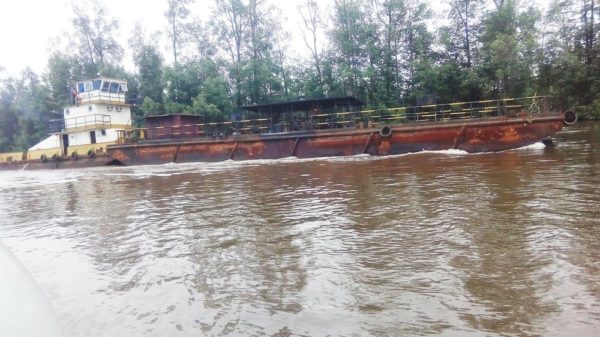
[{"left": 116, "top": 96, "right": 550, "bottom": 144}]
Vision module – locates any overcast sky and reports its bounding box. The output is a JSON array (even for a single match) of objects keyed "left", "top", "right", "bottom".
[
  {"left": 0, "top": 0, "right": 549, "bottom": 78},
  {"left": 0, "top": 0, "right": 332, "bottom": 77}
]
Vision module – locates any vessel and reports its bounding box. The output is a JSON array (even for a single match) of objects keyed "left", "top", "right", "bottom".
[
  {"left": 108, "top": 95, "right": 576, "bottom": 165},
  {"left": 0, "top": 77, "right": 131, "bottom": 169},
  {"left": 0, "top": 77, "right": 577, "bottom": 170}
]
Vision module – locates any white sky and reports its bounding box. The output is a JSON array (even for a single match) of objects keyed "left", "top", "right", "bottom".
[
  {"left": 0, "top": 0, "right": 549, "bottom": 78},
  {"left": 0, "top": 0, "right": 330, "bottom": 77}
]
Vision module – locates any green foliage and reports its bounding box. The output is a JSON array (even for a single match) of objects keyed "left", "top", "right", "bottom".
[
  {"left": 211, "top": 0, "right": 289, "bottom": 105},
  {"left": 3, "top": 0, "right": 600, "bottom": 154},
  {"left": 0, "top": 70, "right": 55, "bottom": 151},
  {"left": 162, "top": 63, "right": 202, "bottom": 106},
  {"left": 165, "top": 0, "right": 193, "bottom": 65},
  {"left": 15, "top": 118, "right": 46, "bottom": 150},
  {"left": 540, "top": 0, "right": 599, "bottom": 108},
  {"left": 163, "top": 101, "right": 188, "bottom": 114},
  {"left": 71, "top": 2, "right": 123, "bottom": 76},
  {"left": 134, "top": 45, "right": 164, "bottom": 103},
  {"left": 0, "top": 98, "right": 18, "bottom": 152},
  {"left": 188, "top": 93, "right": 222, "bottom": 121},
  {"left": 46, "top": 53, "right": 76, "bottom": 112},
  {"left": 201, "top": 76, "right": 233, "bottom": 115},
  {"left": 576, "top": 99, "right": 600, "bottom": 121},
  {"left": 141, "top": 97, "right": 164, "bottom": 116},
  {"left": 478, "top": 0, "right": 541, "bottom": 97}
]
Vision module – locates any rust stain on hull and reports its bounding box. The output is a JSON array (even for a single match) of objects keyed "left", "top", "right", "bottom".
[{"left": 108, "top": 116, "right": 565, "bottom": 166}]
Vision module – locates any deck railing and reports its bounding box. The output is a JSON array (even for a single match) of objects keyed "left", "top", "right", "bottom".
[
  {"left": 75, "top": 90, "right": 127, "bottom": 105},
  {"left": 360, "top": 96, "right": 549, "bottom": 126},
  {"left": 117, "top": 96, "right": 550, "bottom": 144},
  {"left": 64, "top": 114, "right": 112, "bottom": 132}
]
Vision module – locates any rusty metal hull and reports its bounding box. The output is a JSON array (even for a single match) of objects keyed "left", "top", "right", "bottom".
[
  {"left": 108, "top": 115, "right": 565, "bottom": 166},
  {"left": 0, "top": 155, "right": 120, "bottom": 170}
]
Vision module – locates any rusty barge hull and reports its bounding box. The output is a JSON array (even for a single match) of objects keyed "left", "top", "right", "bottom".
[
  {"left": 108, "top": 115, "right": 565, "bottom": 166},
  {"left": 0, "top": 155, "right": 120, "bottom": 170}
]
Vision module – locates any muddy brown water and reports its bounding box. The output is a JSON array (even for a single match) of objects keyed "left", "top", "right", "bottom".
[{"left": 1, "top": 122, "right": 599, "bottom": 337}]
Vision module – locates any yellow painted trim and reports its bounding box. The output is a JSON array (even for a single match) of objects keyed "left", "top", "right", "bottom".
[
  {"left": 67, "top": 142, "right": 115, "bottom": 157},
  {"left": 27, "top": 148, "right": 62, "bottom": 161},
  {"left": 62, "top": 124, "right": 132, "bottom": 133},
  {"left": 0, "top": 151, "right": 26, "bottom": 162},
  {"left": 110, "top": 125, "right": 134, "bottom": 130}
]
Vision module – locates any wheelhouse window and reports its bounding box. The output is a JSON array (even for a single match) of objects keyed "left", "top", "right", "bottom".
[
  {"left": 102, "top": 81, "right": 110, "bottom": 92},
  {"left": 77, "top": 83, "right": 85, "bottom": 92},
  {"left": 109, "top": 82, "right": 119, "bottom": 93},
  {"left": 92, "top": 80, "right": 102, "bottom": 90},
  {"left": 84, "top": 82, "right": 92, "bottom": 92}
]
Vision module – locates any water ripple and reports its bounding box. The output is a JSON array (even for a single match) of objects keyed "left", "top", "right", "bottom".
[{"left": 1, "top": 123, "right": 599, "bottom": 336}]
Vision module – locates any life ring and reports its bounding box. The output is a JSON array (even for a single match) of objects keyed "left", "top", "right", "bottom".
[
  {"left": 40, "top": 154, "right": 48, "bottom": 162},
  {"left": 71, "top": 151, "right": 79, "bottom": 160},
  {"left": 563, "top": 110, "right": 577, "bottom": 126},
  {"left": 379, "top": 126, "right": 393, "bottom": 138},
  {"left": 87, "top": 149, "right": 96, "bottom": 157}
]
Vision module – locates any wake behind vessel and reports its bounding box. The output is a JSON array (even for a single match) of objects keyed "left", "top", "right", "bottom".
[{"left": 0, "top": 76, "right": 577, "bottom": 170}]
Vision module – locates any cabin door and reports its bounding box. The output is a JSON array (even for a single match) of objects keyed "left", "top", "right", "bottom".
[
  {"left": 62, "top": 134, "right": 69, "bottom": 156},
  {"left": 90, "top": 131, "right": 97, "bottom": 144}
]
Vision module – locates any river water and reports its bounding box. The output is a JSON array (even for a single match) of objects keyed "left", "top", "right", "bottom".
[{"left": 1, "top": 122, "right": 599, "bottom": 337}]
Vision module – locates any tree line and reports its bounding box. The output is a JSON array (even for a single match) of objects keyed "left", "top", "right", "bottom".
[{"left": 0, "top": 0, "right": 598, "bottom": 152}]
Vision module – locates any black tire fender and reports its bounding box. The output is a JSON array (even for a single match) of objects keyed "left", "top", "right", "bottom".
[
  {"left": 379, "top": 126, "right": 393, "bottom": 138},
  {"left": 563, "top": 111, "right": 577, "bottom": 126}
]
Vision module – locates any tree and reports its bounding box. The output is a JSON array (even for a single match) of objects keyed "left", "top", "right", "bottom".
[
  {"left": 165, "top": 0, "right": 194, "bottom": 66},
  {"left": 130, "top": 25, "right": 165, "bottom": 104},
  {"left": 141, "top": 97, "right": 164, "bottom": 116},
  {"left": 444, "top": 0, "right": 484, "bottom": 68},
  {"left": 542, "top": 0, "right": 599, "bottom": 105},
  {"left": 182, "top": 59, "right": 234, "bottom": 119},
  {"left": 0, "top": 70, "right": 54, "bottom": 151},
  {"left": 188, "top": 18, "right": 218, "bottom": 61},
  {"left": 71, "top": 2, "right": 123, "bottom": 76},
  {"left": 399, "top": 0, "right": 434, "bottom": 101},
  {"left": 479, "top": 0, "right": 541, "bottom": 97},
  {"left": 245, "top": 0, "right": 286, "bottom": 102},
  {"left": 212, "top": 0, "right": 287, "bottom": 105},
  {"left": 162, "top": 63, "right": 200, "bottom": 110},
  {"left": 299, "top": 0, "right": 324, "bottom": 87},
  {"left": 0, "top": 90, "right": 18, "bottom": 152},
  {"left": 329, "top": 0, "right": 374, "bottom": 98},
  {"left": 213, "top": 0, "right": 247, "bottom": 105},
  {"left": 45, "top": 53, "right": 76, "bottom": 113},
  {"left": 371, "top": 0, "right": 407, "bottom": 105}
]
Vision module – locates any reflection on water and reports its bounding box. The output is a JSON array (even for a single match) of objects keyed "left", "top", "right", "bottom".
[{"left": 1, "top": 123, "right": 599, "bottom": 337}]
